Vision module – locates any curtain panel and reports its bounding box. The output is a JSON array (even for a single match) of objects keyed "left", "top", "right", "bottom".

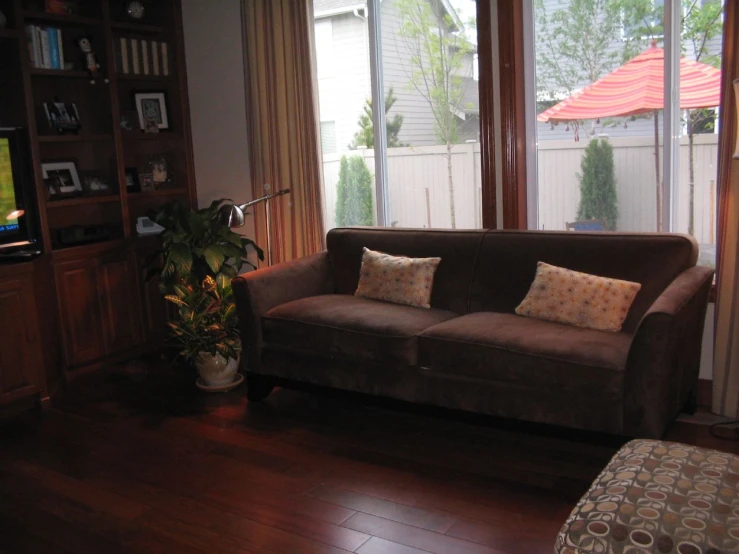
[
  {"left": 241, "top": 0, "right": 325, "bottom": 265},
  {"left": 713, "top": 0, "right": 739, "bottom": 417}
]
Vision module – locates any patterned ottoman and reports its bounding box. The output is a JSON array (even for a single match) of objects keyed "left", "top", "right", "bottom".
[{"left": 556, "top": 439, "right": 739, "bottom": 554}]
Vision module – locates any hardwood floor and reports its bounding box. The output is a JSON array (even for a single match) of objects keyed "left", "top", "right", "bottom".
[{"left": 0, "top": 360, "right": 737, "bottom": 554}]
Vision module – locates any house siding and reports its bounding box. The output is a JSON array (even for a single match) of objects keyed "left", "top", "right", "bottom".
[{"left": 315, "top": 12, "right": 372, "bottom": 152}]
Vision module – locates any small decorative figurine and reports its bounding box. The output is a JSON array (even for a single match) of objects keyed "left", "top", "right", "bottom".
[
  {"left": 125, "top": 1, "right": 145, "bottom": 20},
  {"left": 77, "top": 36, "right": 108, "bottom": 84}
]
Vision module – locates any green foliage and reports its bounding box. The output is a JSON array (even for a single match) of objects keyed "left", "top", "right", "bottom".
[
  {"left": 535, "top": 0, "right": 625, "bottom": 100},
  {"left": 577, "top": 139, "right": 618, "bottom": 230},
  {"left": 335, "top": 156, "right": 373, "bottom": 227},
  {"left": 350, "top": 88, "right": 406, "bottom": 149},
  {"left": 148, "top": 199, "right": 264, "bottom": 295},
  {"left": 165, "top": 275, "right": 241, "bottom": 363},
  {"left": 396, "top": 0, "right": 475, "bottom": 146}
]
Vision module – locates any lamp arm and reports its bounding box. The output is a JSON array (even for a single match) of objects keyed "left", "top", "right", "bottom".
[{"left": 237, "top": 188, "right": 291, "bottom": 210}]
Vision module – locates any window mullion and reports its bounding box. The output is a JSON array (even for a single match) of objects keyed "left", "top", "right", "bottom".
[
  {"left": 367, "top": 0, "right": 389, "bottom": 227},
  {"left": 664, "top": 0, "right": 681, "bottom": 232}
]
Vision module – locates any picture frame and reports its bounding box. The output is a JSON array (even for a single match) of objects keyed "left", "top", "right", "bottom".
[
  {"left": 83, "top": 172, "right": 112, "bottom": 195},
  {"left": 42, "top": 161, "right": 82, "bottom": 196},
  {"left": 43, "top": 101, "right": 81, "bottom": 134},
  {"left": 124, "top": 167, "right": 140, "bottom": 193},
  {"left": 139, "top": 173, "right": 155, "bottom": 192},
  {"left": 133, "top": 91, "right": 170, "bottom": 131}
]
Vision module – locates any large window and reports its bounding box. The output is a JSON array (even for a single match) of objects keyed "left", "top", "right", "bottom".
[
  {"left": 526, "top": 0, "right": 723, "bottom": 267},
  {"left": 313, "top": 0, "right": 481, "bottom": 230}
]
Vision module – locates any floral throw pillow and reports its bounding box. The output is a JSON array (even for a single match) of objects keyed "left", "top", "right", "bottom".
[
  {"left": 355, "top": 247, "right": 441, "bottom": 309},
  {"left": 515, "top": 262, "right": 641, "bottom": 332}
]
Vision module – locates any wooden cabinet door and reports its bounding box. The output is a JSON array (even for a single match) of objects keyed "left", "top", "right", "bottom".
[
  {"left": 0, "top": 276, "right": 42, "bottom": 404},
  {"left": 55, "top": 258, "right": 105, "bottom": 368},
  {"left": 136, "top": 248, "right": 171, "bottom": 345},
  {"left": 97, "top": 251, "right": 143, "bottom": 354}
]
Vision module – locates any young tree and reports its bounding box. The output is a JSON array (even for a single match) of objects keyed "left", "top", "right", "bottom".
[
  {"left": 535, "top": 0, "right": 626, "bottom": 100},
  {"left": 335, "top": 155, "right": 374, "bottom": 227},
  {"left": 396, "top": 0, "right": 475, "bottom": 229},
  {"left": 577, "top": 139, "right": 618, "bottom": 230},
  {"left": 681, "top": 0, "right": 723, "bottom": 237},
  {"left": 349, "top": 88, "right": 406, "bottom": 149}
]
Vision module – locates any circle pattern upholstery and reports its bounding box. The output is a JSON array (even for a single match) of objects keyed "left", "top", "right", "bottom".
[{"left": 556, "top": 439, "right": 739, "bottom": 554}]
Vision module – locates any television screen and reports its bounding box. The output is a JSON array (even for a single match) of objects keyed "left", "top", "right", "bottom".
[
  {"left": 0, "top": 138, "right": 21, "bottom": 236},
  {"left": 0, "top": 128, "right": 38, "bottom": 254}
]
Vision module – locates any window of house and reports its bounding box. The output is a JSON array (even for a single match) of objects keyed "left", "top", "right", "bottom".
[
  {"left": 527, "top": 0, "right": 723, "bottom": 268},
  {"left": 320, "top": 121, "right": 337, "bottom": 154},
  {"left": 312, "top": 0, "right": 481, "bottom": 230}
]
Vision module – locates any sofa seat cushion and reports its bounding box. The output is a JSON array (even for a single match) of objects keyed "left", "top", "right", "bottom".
[
  {"left": 418, "top": 312, "right": 633, "bottom": 398},
  {"left": 262, "top": 294, "right": 459, "bottom": 366}
]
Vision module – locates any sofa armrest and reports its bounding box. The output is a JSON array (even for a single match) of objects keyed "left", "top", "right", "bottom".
[
  {"left": 623, "top": 265, "right": 714, "bottom": 437},
  {"left": 232, "top": 251, "right": 335, "bottom": 373}
]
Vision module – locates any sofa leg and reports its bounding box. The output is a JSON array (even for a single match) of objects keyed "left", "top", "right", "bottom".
[
  {"left": 246, "top": 373, "right": 274, "bottom": 402},
  {"left": 684, "top": 388, "right": 698, "bottom": 415}
]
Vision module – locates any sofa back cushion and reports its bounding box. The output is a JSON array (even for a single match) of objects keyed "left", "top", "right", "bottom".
[
  {"left": 469, "top": 231, "right": 698, "bottom": 333},
  {"left": 327, "top": 227, "right": 484, "bottom": 314}
]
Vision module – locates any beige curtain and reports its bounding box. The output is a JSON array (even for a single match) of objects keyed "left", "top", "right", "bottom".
[
  {"left": 241, "top": 0, "right": 325, "bottom": 265},
  {"left": 713, "top": 0, "right": 739, "bottom": 416}
]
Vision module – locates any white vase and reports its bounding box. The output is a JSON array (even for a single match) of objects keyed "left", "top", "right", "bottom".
[{"left": 195, "top": 352, "right": 239, "bottom": 387}]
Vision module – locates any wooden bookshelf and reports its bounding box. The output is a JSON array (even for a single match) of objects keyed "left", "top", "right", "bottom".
[{"left": 0, "top": 0, "right": 196, "bottom": 391}]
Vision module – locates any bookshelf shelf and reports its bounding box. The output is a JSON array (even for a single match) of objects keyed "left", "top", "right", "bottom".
[
  {"left": 22, "top": 11, "right": 104, "bottom": 27},
  {"left": 38, "top": 134, "right": 113, "bottom": 143},
  {"left": 29, "top": 68, "right": 91, "bottom": 78},
  {"left": 116, "top": 73, "right": 175, "bottom": 82},
  {"left": 122, "top": 132, "right": 183, "bottom": 142},
  {"left": 127, "top": 188, "right": 188, "bottom": 200},
  {"left": 46, "top": 195, "right": 120, "bottom": 208},
  {"left": 111, "top": 21, "right": 166, "bottom": 34}
]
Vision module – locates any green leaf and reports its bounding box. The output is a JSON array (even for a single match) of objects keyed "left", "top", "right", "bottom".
[{"left": 204, "top": 245, "right": 225, "bottom": 274}]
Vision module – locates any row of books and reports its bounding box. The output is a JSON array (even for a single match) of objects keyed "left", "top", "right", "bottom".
[
  {"left": 115, "top": 37, "right": 170, "bottom": 77},
  {"left": 25, "top": 25, "right": 66, "bottom": 70}
]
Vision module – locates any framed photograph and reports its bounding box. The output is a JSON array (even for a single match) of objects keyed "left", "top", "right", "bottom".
[
  {"left": 42, "top": 161, "right": 82, "bottom": 195},
  {"left": 43, "top": 102, "right": 81, "bottom": 134},
  {"left": 124, "top": 167, "right": 140, "bottom": 193},
  {"left": 83, "top": 172, "right": 112, "bottom": 195},
  {"left": 139, "top": 173, "right": 155, "bottom": 192},
  {"left": 133, "top": 92, "right": 169, "bottom": 131}
]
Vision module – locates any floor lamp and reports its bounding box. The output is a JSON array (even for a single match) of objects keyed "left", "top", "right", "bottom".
[{"left": 217, "top": 187, "right": 291, "bottom": 267}]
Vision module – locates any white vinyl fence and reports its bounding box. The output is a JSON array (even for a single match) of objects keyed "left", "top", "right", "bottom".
[{"left": 321, "top": 135, "right": 718, "bottom": 245}]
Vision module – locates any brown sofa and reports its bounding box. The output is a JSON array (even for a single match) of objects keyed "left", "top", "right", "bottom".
[{"left": 232, "top": 228, "right": 714, "bottom": 438}]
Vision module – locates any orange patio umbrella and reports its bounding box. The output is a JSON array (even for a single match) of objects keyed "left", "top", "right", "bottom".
[{"left": 538, "top": 42, "right": 721, "bottom": 231}]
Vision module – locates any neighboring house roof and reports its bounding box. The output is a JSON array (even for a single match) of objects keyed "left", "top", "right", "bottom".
[
  {"left": 314, "top": 0, "right": 366, "bottom": 18},
  {"left": 314, "top": 0, "right": 463, "bottom": 31}
]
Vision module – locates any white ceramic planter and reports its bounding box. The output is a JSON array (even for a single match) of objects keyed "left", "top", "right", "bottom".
[{"left": 195, "top": 352, "right": 239, "bottom": 387}]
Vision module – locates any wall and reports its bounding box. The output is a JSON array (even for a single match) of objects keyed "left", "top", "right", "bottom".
[{"left": 181, "top": 0, "right": 256, "bottom": 250}]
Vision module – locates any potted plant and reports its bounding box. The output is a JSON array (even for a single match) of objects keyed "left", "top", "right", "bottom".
[
  {"left": 165, "top": 275, "right": 241, "bottom": 386},
  {"left": 148, "top": 199, "right": 263, "bottom": 295},
  {"left": 147, "top": 199, "right": 263, "bottom": 386}
]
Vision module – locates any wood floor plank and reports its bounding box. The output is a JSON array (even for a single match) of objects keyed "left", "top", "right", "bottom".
[
  {"left": 341, "top": 513, "right": 505, "bottom": 554},
  {"left": 356, "top": 536, "right": 435, "bottom": 554},
  {"left": 0, "top": 362, "right": 732, "bottom": 554},
  {"left": 86, "top": 469, "right": 364, "bottom": 554},
  {"left": 309, "top": 483, "right": 456, "bottom": 533}
]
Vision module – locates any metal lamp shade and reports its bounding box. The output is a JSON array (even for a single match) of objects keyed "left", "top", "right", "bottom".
[{"left": 217, "top": 204, "right": 246, "bottom": 228}]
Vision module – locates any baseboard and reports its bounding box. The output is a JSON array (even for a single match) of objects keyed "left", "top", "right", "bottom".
[{"left": 697, "top": 378, "right": 712, "bottom": 409}]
